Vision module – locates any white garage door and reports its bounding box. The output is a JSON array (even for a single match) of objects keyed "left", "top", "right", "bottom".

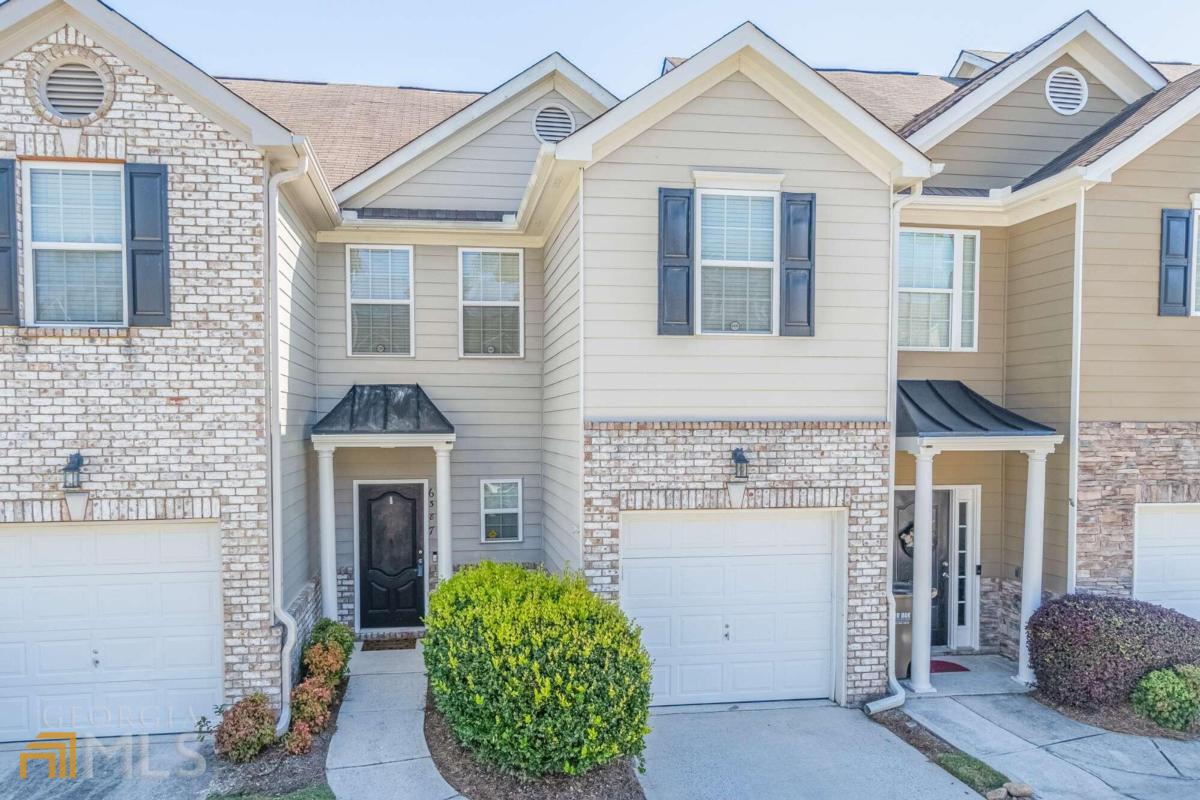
[
  {"left": 1136, "top": 505, "right": 1200, "bottom": 619},
  {"left": 620, "top": 509, "right": 838, "bottom": 706},
  {"left": 0, "top": 521, "right": 224, "bottom": 742}
]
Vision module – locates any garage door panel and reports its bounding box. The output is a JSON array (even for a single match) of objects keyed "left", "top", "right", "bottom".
[
  {"left": 623, "top": 509, "right": 834, "bottom": 559},
  {"left": 1137, "top": 506, "right": 1200, "bottom": 622}
]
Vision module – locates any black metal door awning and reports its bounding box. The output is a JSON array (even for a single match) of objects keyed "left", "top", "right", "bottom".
[
  {"left": 312, "top": 384, "right": 453, "bottom": 436},
  {"left": 897, "top": 380, "right": 1056, "bottom": 439}
]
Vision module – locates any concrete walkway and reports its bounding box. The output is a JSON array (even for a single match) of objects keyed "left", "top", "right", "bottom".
[
  {"left": 639, "top": 700, "right": 975, "bottom": 800},
  {"left": 905, "top": 693, "right": 1200, "bottom": 800},
  {"left": 326, "top": 642, "right": 461, "bottom": 800}
]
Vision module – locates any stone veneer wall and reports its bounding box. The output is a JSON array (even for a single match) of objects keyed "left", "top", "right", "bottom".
[
  {"left": 582, "top": 420, "right": 891, "bottom": 705},
  {"left": 0, "top": 26, "right": 274, "bottom": 702},
  {"left": 980, "top": 577, "right": 1022, "bottom": 660},
  {"left": 1076, "top": 421, "right": 1200, "bottom": 595}
]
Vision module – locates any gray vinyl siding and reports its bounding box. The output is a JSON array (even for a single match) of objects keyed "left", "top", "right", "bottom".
[
  {"left": 541, "top": 191, "right": 582, "bottom": 572},
  {"left": 1002, "top": 205, "right": 1076, "bottom": 592},
  {"left": 316, "top": 242, "right": 544, "bottom": 566},
  {"left": 366, "top": 91, "right": 591, "bottom": 213},
  {"left": 927, "top": 57, "right": 1126, "bottom": 190},
  {"left": 277, "top": 194, "right": 320, "bottom": 604},
  {"left": 581, "top": 72, "right": 892, "bottom": 421}
]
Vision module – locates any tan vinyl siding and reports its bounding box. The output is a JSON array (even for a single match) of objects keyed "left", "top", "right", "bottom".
[
  {"left": 927, "top": 57, "right": 1125, "bottom": 190},
  {"left": 1003, "top": 205, "right": 1076, "bottom": 590},
  {"left": 581, "top": 72, "right": 891, "bottom": 420},
  {"left": 277, "top": 194, "right": 320, "bottom": 604},
  {"left": 1080, "top": 115, "right": 1200, "bottom": 421},
  {"left": 541, "top": 191, "right": 583, "bottom": 572},
  {"left": 367, "top": 91, "right": 590, "bottom": 213},
  {"left": 316, "top": 242, "right": 545, "bottom": 565},
  {"left": 898, "top": 226, "right": 1008, "bottom": 401}
]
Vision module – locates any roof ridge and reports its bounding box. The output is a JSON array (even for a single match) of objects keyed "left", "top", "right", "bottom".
[{"left": 217, "top": 75, "right": 485, "bottom": 95}]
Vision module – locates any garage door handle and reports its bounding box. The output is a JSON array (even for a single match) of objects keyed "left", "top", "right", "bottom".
[{"left": 723, "top": 623, "right": 730, "bottom": 641}]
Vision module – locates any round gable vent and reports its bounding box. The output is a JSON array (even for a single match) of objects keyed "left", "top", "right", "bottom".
[
  {"left": 1045, "top": 67, "right": 1088, "bottom": 116},
  {"left": 533, "top": 104, "right": 576, "bottom": 143},
  {"left": 43, "top": 62, "right": 107, "bottom": 119}
]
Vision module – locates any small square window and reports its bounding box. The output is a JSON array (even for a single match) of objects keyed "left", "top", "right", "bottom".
[{"left": 480, "top": 479, "right": 522, "bottom": 542}]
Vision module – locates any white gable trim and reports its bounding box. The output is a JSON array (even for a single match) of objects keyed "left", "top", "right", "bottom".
[
  {"left": 0, "top": 0, "right": 294, "bottom": 147},
  {"left": 554, "top": 22, "right": 934, "bottom": 184},
  {"left": 1077, "top": 83, "right": 1200, "bottom": 183},
  {"left": 909, "top": 12, "right": 1166, "bottom": 151},
  {"left": 335, "top": 53, "right": 616, "bottom": 206},
  {"left": 949, "top": 51, "right": 999, "bottom": 79}
]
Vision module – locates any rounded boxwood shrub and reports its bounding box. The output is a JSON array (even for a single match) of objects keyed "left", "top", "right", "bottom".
[
  {"left": 423, "top": 562, "right": 651, "bottom": 776},
  {"left": 1131, "top": 668, "right": 1199, "bottom": 730},
  {"left": 1027, "top": 594, "right": 1200, "bottom": 708}
]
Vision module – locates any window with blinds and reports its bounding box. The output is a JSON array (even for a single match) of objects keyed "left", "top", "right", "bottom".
[
  {"left": 480, "top": 479, "right": 522, "bottom": 542},
  {"left": 348, "top": 246, "right": 414, "bottom": 355},
  {"left": 28, "top": 164, "right": 124, "bottom": 325},
  {"left": 460, "top": 249, "right": 523, "bottom": 356},
  {"left": 898, "top": 229, "right": 979, "bottom": 351},
  {"left": 698, "top": 191, "right": 777, "bottom": 334}
]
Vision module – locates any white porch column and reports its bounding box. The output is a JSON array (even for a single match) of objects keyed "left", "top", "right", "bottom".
[
  {"left": 910, "top": 447, "right": 937, "bottom": 694},
  {"left": 435, "top": 444, "right": 453, "bottom": 581},
  {"left": 1017, "top": 449, "right": 1049, "bottom": 684},
  {"left": 316, "top": 446, "right": 338, "bottom": 620}
]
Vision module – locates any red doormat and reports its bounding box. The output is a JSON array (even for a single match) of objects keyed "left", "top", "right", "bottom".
[
  {"left": 361, "top": 638, "right": 417, "bottom": 651},
  {"left": 930, "top": 659, "right": 969, "bottom": 673}
]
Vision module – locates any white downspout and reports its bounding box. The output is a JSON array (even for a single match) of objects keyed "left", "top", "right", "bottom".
[
  {"left": 1066, "top": 184, "right": 1086, "bottom": 593},
  {"left": 866, "top": 179, "right": 922, "bottom": 716},
  {"left": 265, "top": 153, "right": 310, "bottom": 735}
]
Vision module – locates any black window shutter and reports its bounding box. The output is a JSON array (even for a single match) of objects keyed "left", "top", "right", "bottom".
[
  {"left": 658, "top": 187, "right": 694, "bottom": 335},
  {"left": 1160, "top": 209, "right": 1193, "bottom": 317},
  {"left": 125, "top": 163, "right": 171, "bottom": 326},
  {"left": 0, "top": 159, "right": 16, "bottom": 325},
  {"left": 779, "top": 192, "right": 815, "bottom": 336}
]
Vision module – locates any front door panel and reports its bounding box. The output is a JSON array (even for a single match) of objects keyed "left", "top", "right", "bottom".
[
  {"left": 894, "top": 490, "right": 952, "bottom": 648},
  {"left": 359, "top": 484, "right": 424, "bottom": 628}
]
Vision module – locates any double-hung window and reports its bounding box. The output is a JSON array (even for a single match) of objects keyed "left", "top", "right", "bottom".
[
  {"left": 25, "top": 162, "right": 124, "bottom": 326},
  {"left": 898, "top": 228, "right": 979, "bottom": 351},
  {"left": 697, "top": 190, "right": 778, "bottom": 334},
  {"left": 480, "top": 479, "right": 522, "bottom": 542},
  {"left": 347, "top": 245, "right": 414, "bottom": 356},
  {"left": 459, "top": 248, "right": 523, "bottom": 357}
]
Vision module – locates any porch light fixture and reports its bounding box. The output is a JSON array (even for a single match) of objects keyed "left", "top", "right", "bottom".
[
  {"left": 62, "top": 452, "right": 84, "bottom": 490},
  {"left": 728, "top": 448, "right": 750, "bottom": 508},
  {"left": 62, "top": 452, "right": 88, "bottom": 521}
]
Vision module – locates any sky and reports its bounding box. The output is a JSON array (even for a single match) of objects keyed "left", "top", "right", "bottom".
[{"left": 106, "top": 0, "right": 1200, "bottom": 97}]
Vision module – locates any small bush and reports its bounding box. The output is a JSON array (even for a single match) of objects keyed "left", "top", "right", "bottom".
[
  {"left": 214, "top": 693, "right": 276, "bottom": 763},
  {"left": 1027, "top": 594, "right": 1200, "bottom": 708},
  {"left": 424, "top": 562, "right": 651, "bottom": 777},
  {"left": 1174, "top": 664, "right": 1200, "bottom": 698},
  {"left": 308, "top": 618, "right": 355, "bottom": 664},
  {"left": 290, "top": 677, "right": 334, "bottom": 733},
  {"left": 302, "top": 642, "right": 347, "bottom": 688},
  {"left": 1131, "top": 668, "right": 1199, "bottom": 731},
  {"left": 283, "top": 721, "right": 314, "bottom": 755}
]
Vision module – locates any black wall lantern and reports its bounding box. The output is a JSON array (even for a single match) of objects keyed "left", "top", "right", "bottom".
[
  {"left": 731, "top": 448, "right": 749, "bottom": 481},
  {"left": 62, "top": 452, "right": 84, "bottom": 490}
]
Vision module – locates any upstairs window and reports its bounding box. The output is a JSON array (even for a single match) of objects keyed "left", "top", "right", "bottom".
[
  {"left": 460, "top": 248, "right": 523, "bottom": 357},
  {"left": 898, "top": 229, "right": 979, "bottom": 351},
  {"left": 26, "top": 163, "right": 124, "bottom": 325},
  {"left": 698, "top": 191, "right": 778, "bottom": 334},
  {"left": 348, "top": 246, "right": 414, "bottom": 356},
  {"left": 480, "top": 479, "right": 522, "bottom": 542}
]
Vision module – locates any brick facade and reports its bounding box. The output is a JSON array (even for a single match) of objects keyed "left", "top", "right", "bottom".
[
  {"left": 286, "top": 577, "right": 322, "bottom": 680},
  {"left": 582, "top": 420, "right": 891, "bottom": 705},
  {"left": 1076, "top": 421, "right": 1200, "bottom": 595},
  {"left": 0, "top": 26, "right": 275, "bottom": 702}
]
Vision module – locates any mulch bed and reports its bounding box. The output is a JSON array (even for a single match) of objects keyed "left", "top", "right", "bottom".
[
  {"left": 424, "top": 690, "right": 645, "bottom": 800},
  {"left": 207, "top": 678, "right": 347, "bottom": 797},
  {"left": 362, "top": 637, "right": 418, "bottom": 651},
  {"left": 1031, "top": 691, "right": 1200, "bottom": 741}
]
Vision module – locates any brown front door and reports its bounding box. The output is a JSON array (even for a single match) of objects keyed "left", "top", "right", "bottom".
[{"left": 358, "top": 483, "right": 424, "bottom": 628}]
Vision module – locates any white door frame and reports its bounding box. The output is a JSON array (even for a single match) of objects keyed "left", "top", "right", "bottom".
[
  {"left": 617, "top": 507, "right": 849, "bottom": 707},
  {"left": 351, "top": 479, "right": 430, "bottom": 634},
  {"left": 895, "top": 484, "right": 981, "bottom": 651}
]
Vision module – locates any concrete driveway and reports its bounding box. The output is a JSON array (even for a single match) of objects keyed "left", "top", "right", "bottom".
[
  {"left": 639, "top": 700, "right": 975, "bottom": 800},
  {"left": 0, "top": 733, "right": 213, "bottom": 800},
  {"left": 905, "top": 693, "right": 1200, "bottom": 800}
]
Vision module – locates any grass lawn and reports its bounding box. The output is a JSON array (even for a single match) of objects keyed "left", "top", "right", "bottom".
[
  {"left": 208, "top": 784, "right": 335, "bottom": 800},
  {"left": 935, "top": 752, "right": 1009, "bottom": 795}
]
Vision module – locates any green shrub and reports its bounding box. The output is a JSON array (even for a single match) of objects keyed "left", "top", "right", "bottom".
[
  {"left": 423, "top": 562, "right": 651, "bottom": 776},
  {"left": 214, "top": 693, "right": 276, "bottom": 763},
  {"left": 302, "top": 641, "right": 347, "bottom": 688},
  {"left": 1174, "top": 664, "right": 1200, "bottom": 699},
  {"left": 1131, "top": 668, "right": 1199, "bottom": 731},
  {"left": 307, "top": 618, "right": 354, "bottom": 678}
]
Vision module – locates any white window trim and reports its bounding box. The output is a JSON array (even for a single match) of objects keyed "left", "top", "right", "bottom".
[
  {"left": 458, "top": 247, "right": 525, "bottom": 358},
  {"left": 898, "top": 227, "right": 981, "bottom": 353},
  {"left": 22, "top": 159, "right": 127, "bottom": 327},
  {"left": 695, "top": 189, "right": 780, "bottom": 337},
  {"left": 345, "top": 244, "right": 416, "bottom": 358},
  {"left": 479, "top": 478, "right": 523, "bottom": 544}
]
